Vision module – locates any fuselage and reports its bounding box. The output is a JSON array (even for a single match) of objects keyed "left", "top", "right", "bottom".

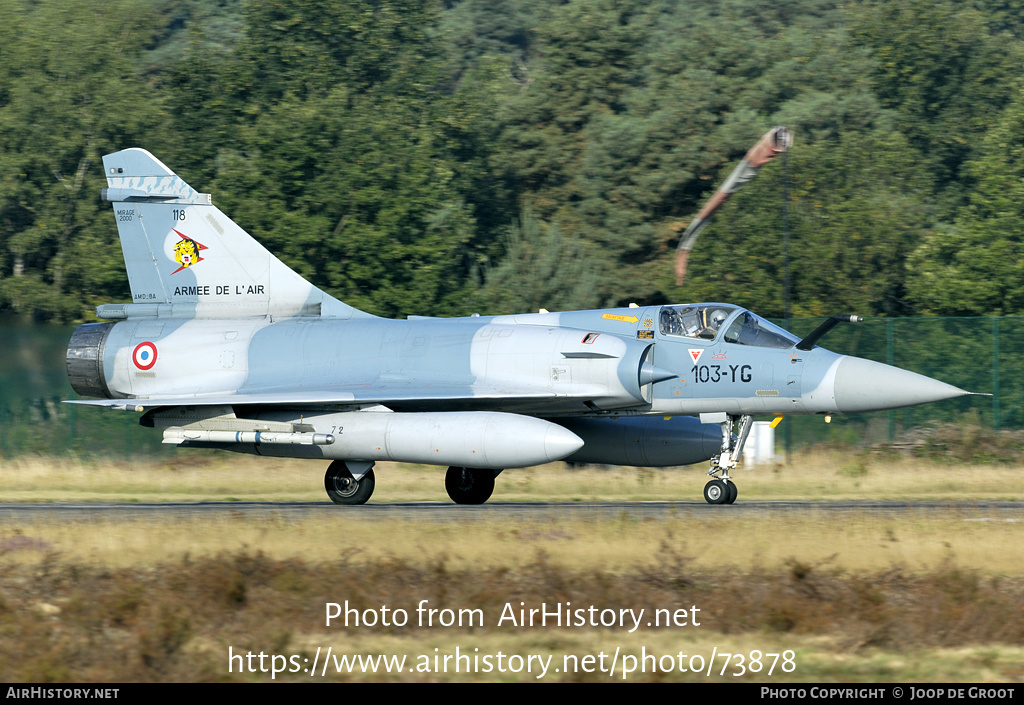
[{"left": 68, "top": 304, "right": 965, "bottom": 419}]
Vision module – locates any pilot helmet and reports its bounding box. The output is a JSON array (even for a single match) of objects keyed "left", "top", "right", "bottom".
[
  {"left": 660, "top": 307, "right": 680, "bottom": 334},
  {"left": 709, "top": 309, "right": 729, "bottom": 329}
]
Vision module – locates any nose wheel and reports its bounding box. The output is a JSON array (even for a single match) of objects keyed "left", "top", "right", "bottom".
[
  {"left": 704, "top": 413, "right": 752, "bottom": 504},
  {"left": 704, "top": 479, "right": 737, "bottom": 504}
]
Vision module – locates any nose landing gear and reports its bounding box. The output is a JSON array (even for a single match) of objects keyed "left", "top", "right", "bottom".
[{"left": 704, "top": 413, "right": 752, "bottom": 504}]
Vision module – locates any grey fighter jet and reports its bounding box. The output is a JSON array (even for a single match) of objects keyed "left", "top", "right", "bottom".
[{"left": 66, "top": 149, "right": 971, "bottom": 505}]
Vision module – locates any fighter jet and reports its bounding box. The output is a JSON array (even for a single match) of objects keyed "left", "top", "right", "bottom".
[{"left": 66, "top": 149, "right": 971, "bottom": 505}]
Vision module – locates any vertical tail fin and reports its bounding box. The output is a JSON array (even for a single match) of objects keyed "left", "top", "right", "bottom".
[{"left": 101, "top": 148, "right": 366, "bottom": 319}]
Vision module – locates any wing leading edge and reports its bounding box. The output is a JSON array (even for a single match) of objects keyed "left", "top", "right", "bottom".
[{"left": 65, "top": 384, "right": 565, "bottom": 410}]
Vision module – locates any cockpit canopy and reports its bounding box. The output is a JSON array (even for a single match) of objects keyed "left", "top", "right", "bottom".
[
  {"left": 658, "top": 305, "right": 798, "bottom": 349},
  {"left": 659, "top": 305, "right": 733, "bottom": 339}
]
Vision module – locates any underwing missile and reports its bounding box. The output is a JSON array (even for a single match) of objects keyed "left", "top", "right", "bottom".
[{"left": 162, "top": 428, "right": 335, "bottom": 446}]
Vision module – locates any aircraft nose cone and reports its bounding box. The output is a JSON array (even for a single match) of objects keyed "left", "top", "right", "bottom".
[{"left": 833, "top": 356, "right": 968, "bottom": 413}]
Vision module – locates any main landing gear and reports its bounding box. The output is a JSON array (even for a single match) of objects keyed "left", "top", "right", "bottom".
[
  {"left": 323, "top": 461, "right": 501, "bottom": 505},
  {"left": 704, "top": 414, "right": 753, "bottom": 505},
  {"left": 445, "top": 466, "right": 497, "bottom": 505},
  {"left": 325, "top": 460, "right": 375, "bottom": 505}
]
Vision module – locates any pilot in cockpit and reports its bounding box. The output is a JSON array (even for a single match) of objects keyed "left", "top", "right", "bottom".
[
  {"left": 697, "top": 308, "right": 730, "bottom": 339},
  {"left": 660, "top": 305, "right": 731, "bottom": 339}
]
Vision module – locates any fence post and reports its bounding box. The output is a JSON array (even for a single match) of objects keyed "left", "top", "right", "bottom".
[
  {"left": 992, "top": 316, "right": 1000, "bottom": 429},
  {"left": 887, "top": 318, "right": 895, "bottom": 441}
]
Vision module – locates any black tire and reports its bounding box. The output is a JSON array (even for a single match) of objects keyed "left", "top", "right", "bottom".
[
  {"left": 445, "top": 466, "right": 495, "bottom": 505},
  {"left": 703, "top": 479, "right": 728, "bottom": 505},
  {"left": 725, "top": 480, "right": 738, "bottom": 504},
  {"left": 325, "top": 461, "right": 375, "bottom": 505}
]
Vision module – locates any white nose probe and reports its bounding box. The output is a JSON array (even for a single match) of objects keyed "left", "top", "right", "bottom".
[{"left": 795, "top": 314, "right": 975, "bottom": 414}]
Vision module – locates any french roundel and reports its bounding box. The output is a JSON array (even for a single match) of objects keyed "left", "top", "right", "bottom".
[{"left": 132, "top": 341, "right": 158, "bottom": 370}]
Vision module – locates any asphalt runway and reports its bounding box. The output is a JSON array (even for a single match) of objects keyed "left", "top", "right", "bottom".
[{"left": 0, "top": 500, "right": 1020, "bottom": 521}]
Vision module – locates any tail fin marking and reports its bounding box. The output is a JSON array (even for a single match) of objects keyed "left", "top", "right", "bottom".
[{"left": 101, "top": 148, "right": 365, "bottom": 320}]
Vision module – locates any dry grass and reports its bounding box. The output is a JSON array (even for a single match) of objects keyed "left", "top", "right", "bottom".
[
  {"left": 2, "top": 547, "right": 1024, "bottom": 682},
  {"left": 1, "top": 448, "right": 1023, "bottom": 503},
  {"left": 2, "top": 450, "right": 1023, "bottom": 682},
  {"left": 1, "top": 511, "right": 1024, "bottom": 576}
]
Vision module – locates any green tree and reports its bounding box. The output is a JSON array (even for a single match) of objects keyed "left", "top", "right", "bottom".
[
  {"left": 492, "top": 0, "right": 907, "bottom": 312},
  {"left": 908, "top": 86, "right": 1024, "bottom": 315},
  {"left": 475, "top": 210, "right": 604, "bottom": 314},
  {"left": 193, "top": 0, "right": 490, "bottom": 317},
  {"left": 676, "top": 131, "right": 933, "bottom": 318},
  {"left": 848, "top": 0, "right": 1024, "bottom": 207},
  {"left": 0, "top": 0, "right": 169, "bottom": 320}
]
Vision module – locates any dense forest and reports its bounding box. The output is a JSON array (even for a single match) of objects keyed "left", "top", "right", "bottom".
[{"left": 2, "top": 0, "right": 1024, "bottom": 322}]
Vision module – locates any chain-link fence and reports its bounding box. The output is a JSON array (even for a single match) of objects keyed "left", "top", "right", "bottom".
[
  {"left": 0, "top": 316, "right": 1013, "bottom": 458},
  {"left": 0, "top": 320, "right": 165, "bottom": 457},
  {"left": 774, "top": 316, "right": 1017, "bottom": 450}
]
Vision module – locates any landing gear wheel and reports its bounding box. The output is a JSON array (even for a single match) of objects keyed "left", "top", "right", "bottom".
[
  {"left": 325, "top": 461, "right": 375, "bottom": 505},
  {"left": 703, "top": 479, "right": 729, "bottom": 505},
  {"left": 445, "top": 466, "right": 495, "bottom": 505},
  {"left": 725, "top": 480, "right": 738, "bottom": 504}
]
